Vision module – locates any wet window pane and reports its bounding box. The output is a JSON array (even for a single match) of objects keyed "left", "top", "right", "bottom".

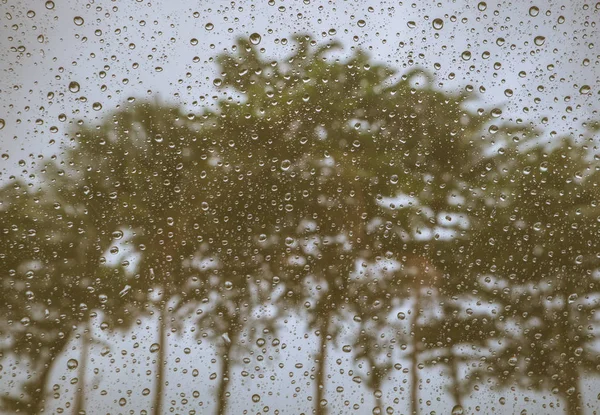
[{"left": 1, "top": 1, "right": 599, "bottom": 414}]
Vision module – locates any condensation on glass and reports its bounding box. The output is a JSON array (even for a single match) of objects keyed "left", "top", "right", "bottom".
[{"left": 0, "top": 1, "right": 598, "bottom": 414}]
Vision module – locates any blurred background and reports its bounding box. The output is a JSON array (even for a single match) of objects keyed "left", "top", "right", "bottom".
[{"left": 0, "top": 1, "right": 599, "bottom": 414}]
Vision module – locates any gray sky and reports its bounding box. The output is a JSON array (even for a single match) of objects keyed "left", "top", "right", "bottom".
[{"left": 0, "top": 0, "right": 599, "bottom": 413}]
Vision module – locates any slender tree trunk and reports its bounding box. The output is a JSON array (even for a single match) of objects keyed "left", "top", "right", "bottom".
[
  {"left": 447, "top": 348, "right": 463, "bottom": 410},
  {"left": 215, "top": 328, "right": 237, "bottom": 415},
  {"left": 29, "top": 335, "right": 69, "bottom": 415},
  {"left": 374, "top": 395, "right": 383, "bottom": 414},
  {"left": 315, "top": 315, "right": 331, "bottom": 415},
  {"left": 73, "top": 321, "right": 91, "bottom": 414},
  {"left": 409, "top": 283, "right": 421, "bottom": 415},
  {"left": 560, "top": 297, "right": 583, "bottom": 415},
  {"left": 564, "top": 383, "right": 583, "bottom": 415},
  {"left": 153, "top": 303, "right": 168, "bottom": 415}
]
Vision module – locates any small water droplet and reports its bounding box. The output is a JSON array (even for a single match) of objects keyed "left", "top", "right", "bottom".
[
  {"left": 45, "top": 0, "right": 55, "bottom": 9},
  {"left": 357, "top": 19, "right": 366, "bottom": 27},
  {"left": 280, "top": 159, "right": 291, "bottom": 171},
  {"left": 205, "top": 22, "right": 214, "bottom": 31},
  {"left": 67, "top": 359, "right": 79, "bottom": 369},
  {"left": 407, "top": 21, "right": 416, "bottom": 29},
  {"left": 73, "top": 16, "right": 84, "bottom": 26},
  {"left": 252, "top": 394, "right": 261, "bottom": 403},
  {"left": 150, "top": 343, "right": 160, "bottom": 353},
  {"left": 461, "top": 51, "right": 472, "bottom": 61},
  {"left": 533, "top": 36, "right": 546, "bottom": 46},
  {"left": 477, "top": 2, "right": 487, "bottom": 11},
  {"left": 432, "top": 18, "right": 444, "bottom": 30}
]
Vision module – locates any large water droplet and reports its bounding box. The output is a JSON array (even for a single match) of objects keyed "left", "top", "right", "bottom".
[
  {"left": 533, "top": 36, "right": 546, "bottom": 46},
  {"left": 68, "top": 81, "right": 80, "bottom": 93},
  {"left": 249, "top": 33, "right": 262, "bottom": 45},
  {"left": 451, "top": 405, "right": 464, "bottom": 415},
  {"left": 528, "top": 6, "right": 539, "bottom": 17},
  {"left": 432, "top": 18, "right": 444, "bottom": 30}
]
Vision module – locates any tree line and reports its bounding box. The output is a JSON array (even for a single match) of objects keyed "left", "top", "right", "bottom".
[{"left": 1, "top": 35, "right": 598, "bottom": 415}]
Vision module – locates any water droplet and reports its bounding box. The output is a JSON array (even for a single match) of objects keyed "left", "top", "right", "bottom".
[
  {"left": 45, "top": 0, "right": 55, "bottom": 9},
  {"left": 390, "top": 175, "right": 399, "bottom": 184},
  {"left": 92, "top": 102, "right": 103, "bottom": 111},
  {"left": 68, "top": 81, "right": 80, "bottom": 93},
  {"left": 342, "top": 345, "right": 352, "bottom": 353},
  {"left": 579, "top": 85, "right": 591, "bottom": 94},
  {"left": 280, "top": 160, "right": 291, "bottom": 171},
  {"left": 528, "top": 6, "right": 539, "bottom": 17},
  {"left": 119, "top": 397, "right": 127, "bottom": 406},
  {"left": 319, "top": 399, "right": 328, "bottom": 407},
  {"left": 451, "top": 405, "right": 464, "bottom": 415},
  {"left": 252, "top": 394, "right": 261, "bottom": 403},
  {"left": 508, "top": 356, "right": 517, "bottom": 366},
  {"left": 477, "top": 2, "right": 487, "bottom": 11},
  {"left": 73, "top": 16, "right": 84, "bottom": 26},
  {"left": 461, "top": 51, "right": 472, "bottom": 61},
  {"left": 397, "top": 312, "right": 406, "bottom": 320},
  {"left": 150, "top": 343, "right": 160, "bottom": 353},
  {"left": 224, "top": 281, "right": 233, "bottom": 290},
  {"left": 357, "top": 19, "right": 366, "bottom": 27},
  {"left": 0, "top": 119, "right": 4, "bottom": 130},
  {"left": 205, "top": 23, "right": 214, "bottom": 31},
  {"left": 432, "top": 18, "right": 444, "bottom": 30},
  {"left": 407, "top": 21, "right": 416, "bottom": 29},
  {"left": 249, "top": 33, "right": 262, "bottom": 45},
  {"left": 190, "top": 38, "right": 198, "bottom": 46},
  {"left": 27, "top": 10, "right": 36, "bottom": 18},
  {"left": 67, "top": 359, "right": 79, "bottom": 369},
  {"left": 533, "top": 36, "right": 546, "bottom": 46},
  {"left": 213, "top": 78, "right": 222, "bottom": 87}
]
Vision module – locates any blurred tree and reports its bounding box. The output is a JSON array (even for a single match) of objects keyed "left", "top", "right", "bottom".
[
  {"left": 0, "top": 178, "right": 131, "bottom": 414},
  {"left": 463, "top": 135, "right": 600, "bottom": 415}
]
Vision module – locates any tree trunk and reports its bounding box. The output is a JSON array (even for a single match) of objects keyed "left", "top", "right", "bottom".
[
  {"left": 447, "top": 348, "right": 463, "bottom": 410},
  {"left": 409, "top": 283, "right": 421, "bottom": 415},
  {"left": 562, "top": 358, "right": 583, "bottom": 415},
  {"left": 564, "top": 385, "right": 583, "bottom": 415},
  {"left": 374, "top": 396, "right": 383, "bottom": 414},
  {"left": 215, "top": 328, "right": 236, "bottom": 415},
  {"left": 152, "top": 303, "right": 168, "bottom": 415},
  {"left": 29, "top": 335, "right": 70, "bottom": 415},
  {"left": 73, "top": 322, "right": 91, "bottom": 414},
  {"left": 560, "top": 297, "right": 583, "bottom": 415},
  {"left": 315, "top": 316, "right": 331, "bottom": 415}
]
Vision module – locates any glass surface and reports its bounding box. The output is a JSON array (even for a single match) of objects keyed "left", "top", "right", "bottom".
[{"left": 1, "top": 1, "right": 599, "bottom": 414}]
